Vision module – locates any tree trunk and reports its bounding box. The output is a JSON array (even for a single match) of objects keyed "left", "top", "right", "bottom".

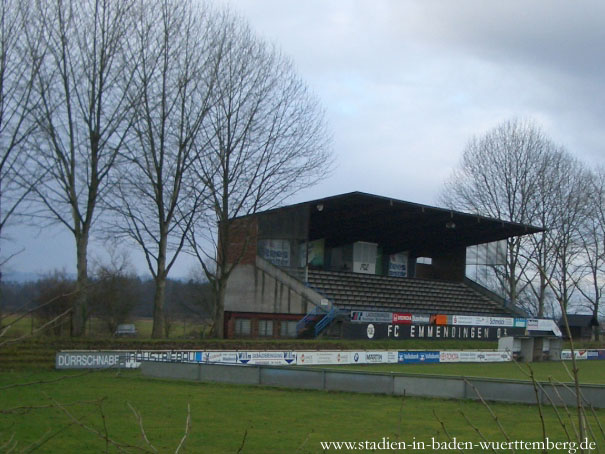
[
  {"left": 72, "top": 234, "right": 89, "bottom": 337},
  {"left": 213, "top": 280, "right": 226, "bottom": 339},
  {"left": 151, "top": 276, "right": 166, "bottom": 338},
  {"left": 151, "top": 236, "right": 167, "bottom": 338}
]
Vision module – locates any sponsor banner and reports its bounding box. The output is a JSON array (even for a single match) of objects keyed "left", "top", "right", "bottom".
[
  {"left": 432, "top": 315, "right": 448, "bottom": 325},
  {"left": 350, "top": 311, "right": 393, "bottom": 323},
  {"left": 439, "top": 351, "right": 460, "bottom": 363},
  {"left": 439, "top": 351, "right": 511, "bottom": 363},
  {"left": 364, "top": 351, "right": 398, "bottom": 364},
  {"left": 388, "top": 252, "right": 408, "bottom": 278},
  {"left": 561, "top": 350, "right": 588, "bottom": 360},
  {"left": 587, "top": 350, "right": 600, "bottom": 360},
  {"left": 599, "top": 350, "right": 605, "bottom": 360},
  {"left": 56, "top": 352, "right": 123, "bottom": 369},
  {"left": 203, "top": 351, "right": 238, "bottom": 364},
  {"left": 527, "top": 319, "right": 562, "bottom": 337},
  {"left": 481, "top": 351, "right": 511, "bottom": 362},
  {"left": 57, "top": 348, "right": 513, "bottom": 369},
  {"left": 514, "top": 318, "right": 527, "bottom": 328},
  {"left": 488, "top": 317, "right": 514, "bottom": 327},
  {"left": 237, "top": 351, "right": 296, "bottom": 365},
  {"left": 295, "top": 351, "right": 396, "bottom": 365},
  {"left": 296, "top": 351, "right": 349, "bottom": 365},
  {"left": 343, "top": 323, "right": 524, "bottom": 341},
  {"left": 121, "top": 351, "right": 200, "bottom": 368},
  {"left": 450, "top": 315, "right": 514, "bottom": 327},
  {"left": 412, "top": 314, "right": 430, "bottom": 324},
  {"left": 451, "top": 315, "right": 489, "bottom": 326},
  {"left": 392, "top": 313, "right": 412, "bottom": 324},
  {"left": 55, "top": 350, "right": 202, "bottom": 369},
  {"left": 398, "top": 351, "right": 440, "bottom": 364}
]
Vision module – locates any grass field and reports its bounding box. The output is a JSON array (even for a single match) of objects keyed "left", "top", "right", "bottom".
[
  {"left": 2, "top": 368, "right": 605, "bottom": 453},
  {"left": 2, "top": 337, "right": 605, "bottom": 452},
  {"left": 2, "top": 313, "right": 209, "bottom": 340},
  {"left": 325, "top": 360, "right": 605, "bottom": 384}
]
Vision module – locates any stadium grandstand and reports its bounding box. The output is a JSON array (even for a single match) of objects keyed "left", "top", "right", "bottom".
[{"left": 222, "top": 192, "right": 544, "bottom": 340}]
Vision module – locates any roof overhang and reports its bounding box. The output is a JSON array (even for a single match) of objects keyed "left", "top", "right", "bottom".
[{"left": 304, "top": 192, "right": 542, "bottom": 255}]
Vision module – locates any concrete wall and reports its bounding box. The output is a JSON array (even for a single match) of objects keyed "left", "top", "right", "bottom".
[
  {"left": 224, "top": 256, "right": 324, "bottom": 315},
  {"left": 141, "top": 362, "right": 605, "bottom": 409}
]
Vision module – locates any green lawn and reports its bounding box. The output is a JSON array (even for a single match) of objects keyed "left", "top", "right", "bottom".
[
  {"left": 2, "top": 314, "right": 208, "bottom": 340},
  {"left": 1, "top": 368, "right": 604, "bottom": 453},
  {"left": 323, "top": 360, "right": 605, "bottom": 384}
]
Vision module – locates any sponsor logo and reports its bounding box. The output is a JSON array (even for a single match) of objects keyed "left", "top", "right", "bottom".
[
  {"left": 237, "top": 352, "right": 251, "bottom": 364},
  {"left": 440, "top": 352, "right": 460, "bottom": 361},
  {"left": 367, "top": 324, "right": 375, "bottom": 339},
  {"left": 392, "top": 313, "right": 412, "bottom": 324},
  {"left": 412, "top": 314, "right": 430, "bottom": 324},
  {"left": 365, "top": 353, "right": 383, "bottom": 363},
  {"left": 283, "top": 352, "right": 296, "bottom": 364},
  {"left": 354, "top": 353, "right": 360, "bottom": 362}
]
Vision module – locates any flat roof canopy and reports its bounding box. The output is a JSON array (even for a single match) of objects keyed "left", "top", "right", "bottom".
[{"left": 303, "top": 192, "right": 542, "bottom": 256}]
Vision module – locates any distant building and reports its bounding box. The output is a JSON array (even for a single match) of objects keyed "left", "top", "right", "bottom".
[
  {"left": 559, "top": 314, "right": 599, "bottom": 340},
  {"left": 221, "top": 191, "right": 542, "bottom": 339}
]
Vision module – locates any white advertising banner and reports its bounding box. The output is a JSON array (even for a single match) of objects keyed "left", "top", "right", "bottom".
[
  {"left": 364, "top": 351, "right": 397, "bottom": 364},
  {"left": 450, "top": 315, "right": 514, "bottom": 327},
  {"left": 203, "top": 351, "right": 238, "bottom": 364},
  {"left": 236, "top": 351, "right": 296, "bottom": 365},
  {"left": 561, "top": 350, "right": 588, "bottom": 360},
  {"left": 487, "top": 317, "right": 515, "bottom": 327},
  {"left": 296, "top": 351, "right": 348, "bottom": 365},
  {"left": 450, "top": 315, "right": 489, "bottom": 326},
  {"left": 57, "top": 348, "right": 515, "bottom": 369},
  {"left": 439, "top": 350, "right": 511, "bottom": 363}
]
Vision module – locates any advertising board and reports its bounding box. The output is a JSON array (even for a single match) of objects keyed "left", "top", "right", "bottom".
[
  {"left": 203, "top": 351, "right": 238, "bottom": 364},
  {"left": 561, "top": 350, "right": 588, "bottom": 360},
  {"left": 296, "top": 351, "right": 348, "bottom": 365},
  {"left": 350, "top": 311, "right": 393, "bottom": 323},
  {"left": 56, "top": 352, "right": 123, "bottom": 369},
  {"left": 514, "top": 318, "right": 527, "bottom": 328},
  {"left": 55, "top": 350, "right": 203, "bottom": 369},
  {"left": 587, "top": 350, "right": 600, "bottom": 360},
  {"left": 451, "top": 315, "right": 489, "bottom": 326},
  {"left": 392, "top": 313, "right": 412, "bottom": 324},
  {"left": 236, "top": 351, "right": 296, "bottom": 365},
  {"left": 398, "top": 351, "right": 440, "bottom": 364},
  {"left": 487, "top": 317, "right": 514, "bottom": 327},
  {"left": 438, "top": 351, "right": 511, "bottom": 363},
  {"left": 412, "top": 314, "right": 430, "bottom": 324}
]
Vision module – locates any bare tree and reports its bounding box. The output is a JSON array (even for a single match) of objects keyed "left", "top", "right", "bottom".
[
  {"left": 0, "top": 0, "right": 44, "bottom": 326},
  {"left": 188, "top": 12, "right": 332, "bottom": 338},
  {"left": 89, "top": 248, "right": 138, "bottom": 335},
  {"left": 573, "top": 168, "right": 605, "bottom": 339},
  {"left": 25, "top": 0, "right": 135, "bottom": 336},
  {"left": 536, "top": 152, "right": 591, "bottom": 314},
  {"left": 440, "top": 119, "right": 551, "bottom": 312},
  {"left": 109, "top": 0, "right": 213, "bottom": 338}
]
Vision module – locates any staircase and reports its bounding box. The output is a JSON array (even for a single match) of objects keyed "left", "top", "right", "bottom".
[{"left": 296, "top": 305, "right": 337, "bottom": 338}]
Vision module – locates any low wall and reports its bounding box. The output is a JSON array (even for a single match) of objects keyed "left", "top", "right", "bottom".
[{"left": 141, "top": 361, "right": 605, "bottom": 409}]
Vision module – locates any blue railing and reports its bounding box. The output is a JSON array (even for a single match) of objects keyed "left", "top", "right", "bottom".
[
  {"left": 296, "top": 306, "right": 326, "bottom": 335},
  {"left": 296, "top": 304, "right": 338, "bottom": 338},
  {"left": 314, "top": 307, "right": 337, "bottom": 336}
]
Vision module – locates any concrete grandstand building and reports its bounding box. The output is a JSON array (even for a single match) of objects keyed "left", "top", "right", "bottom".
[{"left": 222, "top": 192, "right": 542, "bottom": 339}]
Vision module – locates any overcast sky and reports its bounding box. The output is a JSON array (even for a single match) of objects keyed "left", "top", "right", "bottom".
[{"left": 5, "top": 0, "right": 605, "bottom": 280}]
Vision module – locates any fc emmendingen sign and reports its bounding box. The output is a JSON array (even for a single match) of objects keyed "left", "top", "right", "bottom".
[{"left": 343, "top": 323, "right": 525, "bottom": 340}]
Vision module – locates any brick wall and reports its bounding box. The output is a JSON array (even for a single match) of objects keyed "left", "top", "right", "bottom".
[{"left": 221, "top": 217, "right": 258, "bottom": 265}]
